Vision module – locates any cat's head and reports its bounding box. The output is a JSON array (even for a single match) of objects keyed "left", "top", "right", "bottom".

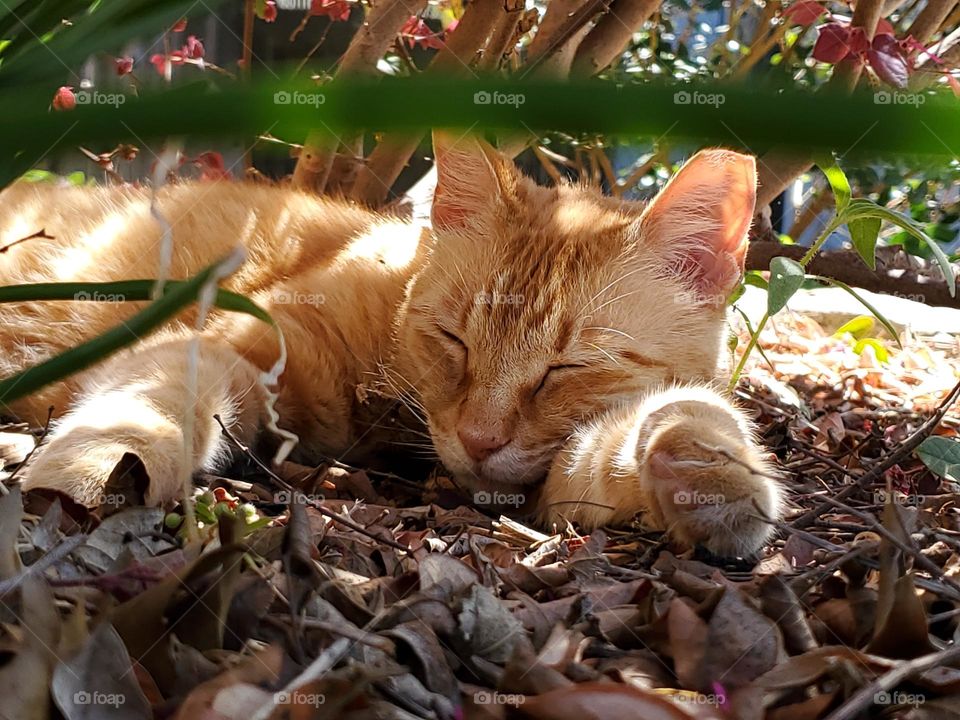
[{"left": 392, "top": 134, "right": 756, "bottom": 498}]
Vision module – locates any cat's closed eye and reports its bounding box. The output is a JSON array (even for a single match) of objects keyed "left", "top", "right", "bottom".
[
  {"left": 438, "top": 327, "right": 466, "bottom": 350},
  {"left": 532, "top": 363, "right": 587, "bottom": 396}
]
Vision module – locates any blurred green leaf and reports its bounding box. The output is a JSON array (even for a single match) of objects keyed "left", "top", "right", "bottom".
[
  {"left": 0, "top": 259, "right": 273, "bottom": 405},
  {"left": 818, "top": 157, "right": 851, "bottom": 215},
  {"left": 852, "top": 337, "right": 889, "bottom": 363},
  {"left": 816, "top": 276, "right": 902, "bottom": 348},
  {"left": 834, "top": 315, "right": 875, "bottom": 340}
]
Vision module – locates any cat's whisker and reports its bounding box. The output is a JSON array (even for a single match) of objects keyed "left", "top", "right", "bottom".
[
  {"left": 579, "top": 266, "right": 648, "bottom": 318},
  {"left": 585, "top": 342, "right": 620, "bottom": 367},
  {"left": 581, "top": 326, "right": 639, "bottom": 344}
]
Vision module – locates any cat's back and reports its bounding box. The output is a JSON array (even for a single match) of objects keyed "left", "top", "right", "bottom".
[{"left": 0, "top": 180, "right": 383, "bottom": 292}]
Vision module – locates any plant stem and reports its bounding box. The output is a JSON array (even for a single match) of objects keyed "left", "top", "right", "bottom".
[{"left": 729, "top": 216, "right": 842, "bottom": 390}]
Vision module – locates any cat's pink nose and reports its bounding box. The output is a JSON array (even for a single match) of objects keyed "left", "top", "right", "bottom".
[{"left": 457, "top": 423, "right": 510, "bottom": 462}]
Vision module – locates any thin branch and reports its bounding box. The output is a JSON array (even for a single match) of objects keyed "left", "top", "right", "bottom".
[
  {"left": 790, "top": 378, "right": 960, "bottom": 529},
  {"left": 0, "top": 229, "right": 53, "bottom": 254},
  {"left": 826, "top": 644, "right": 960, "bottom": 720}
]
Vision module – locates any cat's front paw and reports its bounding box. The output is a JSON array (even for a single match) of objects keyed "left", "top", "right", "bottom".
[
  {"left": 20, "top": 416, "right": 184, "bottom": 507},
  {"left": 641, "top": 416, "right": 782, "bottom": 557}
]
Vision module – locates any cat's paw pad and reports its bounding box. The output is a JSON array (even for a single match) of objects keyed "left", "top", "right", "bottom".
[{"left": 643, "top": 420, "right": 782, "bottom": 557}]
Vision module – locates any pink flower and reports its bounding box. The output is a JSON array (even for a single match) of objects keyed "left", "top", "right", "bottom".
[
  {"left": 183, "top": 35, "right": 204, "bottom": 60},
  {"left": 400, "top": 15, "right": 444, "bottom": 50},
  {"left": 115, "top": 56, "right": 134, "bottom": 76},
  {"left": 263, "top": 0, "right": 278, "bottom": 22},
  {"left": 52, "top": 86, "right": 76, "bottom": 111}
]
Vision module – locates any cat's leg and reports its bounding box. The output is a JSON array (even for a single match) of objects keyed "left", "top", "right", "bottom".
[
  {"left": 20, "top": 337, "right": 268, "bottom": 506},
  {"left": 537, "top": 386, "right": 783, "bottom": 556}
]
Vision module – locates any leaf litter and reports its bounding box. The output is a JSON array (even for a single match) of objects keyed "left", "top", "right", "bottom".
[{"left": 1, "top": 312, "right": 960, "bottom": 718}]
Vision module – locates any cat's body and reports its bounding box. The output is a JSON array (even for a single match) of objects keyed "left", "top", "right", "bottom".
[{"left": 0, "top": 137, "right": 783, "bottom": 556}]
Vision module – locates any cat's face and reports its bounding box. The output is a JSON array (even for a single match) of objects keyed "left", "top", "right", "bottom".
[{"left": 393, "top": 136, "right": 756, "bottom": 498}]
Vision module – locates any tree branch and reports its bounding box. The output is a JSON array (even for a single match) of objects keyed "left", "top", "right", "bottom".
[
  {"left": 348, "top": 0, "right": 506, "bottom": 206},
  {"left": 291, "top": 0, "right": 429, "bottom": 193},
  {"left": 746, "top": 239, "right": 960, "bottom": 310},
  {"left": 755, "top": 0, "right": 886, "bottom": 207},
  {"left": 570, "top": 0, "right": 662, "bottom": 76}
]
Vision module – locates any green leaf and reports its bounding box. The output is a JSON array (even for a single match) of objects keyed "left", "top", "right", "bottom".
[
  {"left": 0, "top": 280, "right": 273, "bottom": 326},
  {"left": 834, "top": 315, "right": 874, "bottom": 340},
  {"left": 841, "top": 199, "right": 956, "bottom": 297},
  {"left": 0, "top": 258, "right": 274, "bottom": 405},
  {"left": 817, "top": 156, "right": 851, "bottom": 215},
  {"left": 916, "top": 436, "right": 960, "bottom": 483},
  {"left": 743, "top": 270, "right": 769, "bottom": 290},
  {"left": 767, "top": 256, "right": 805, "bottom": 315},
  {"left": 815, "top": 276, "right": 902, "bottom": 348},
  {"left": 852, "top": 337, "right": 889, "bottom": 363},
  {"left": 848, "top": 216, "right": 881, "bottom": 270}
]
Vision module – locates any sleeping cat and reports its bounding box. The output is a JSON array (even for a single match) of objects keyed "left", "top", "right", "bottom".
[{"left": 0, "top": 134, "right": 783, "bottom": 556}]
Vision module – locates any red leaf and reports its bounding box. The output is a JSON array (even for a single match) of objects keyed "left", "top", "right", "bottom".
[
  {"left": 171, "top": 18, "right": 187, "bottom": 33},
  {"left": 783, "top": 1, "right": 826, "bottom": 27},
  {"left": 847, "top": 26, "right": 869, "bottom": 55},
  {"left": 115, "top": 56, "right": 134, "bottom": 76},
  {"left": 813, "top": 23, "right": 852, "bottom": 64},
  {"left": 400, "top": 16, "right": 444, "bottom": 50},
  {"left": 52, "top": 86, "right": 75, "bottom": 111},
  {"left": 149, "top": 53, "right": 166, "bottom": 76},
  {"left": 262, "top": 0, "right": 277, "bottom": 22},
  {"left": 875, "top": 18, "right": 895, "bottom": 36},
  {"left": 868, "top": 34, "right": 910, "bottom": 88},
  {"left": 310, "top": 0, "right": 351, "bottom": 21}
]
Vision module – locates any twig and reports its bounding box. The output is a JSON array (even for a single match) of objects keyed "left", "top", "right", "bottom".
[
  {"left": 0, "top": 534, "right": 88, "bottom": 597},
  {"left": 791, "top": 378, "right": 960, "bottom": 529},
  {"left": 213, "top": 415, "right": 412, "bottom": 554},
  {"left": 7, "top": 406, "right": 53, "bottom": 482},
  {"left": 819, "top": 494, "right": 960, "bottom": 599},
  {"left": 826, "top": 644, "right": 960, "bottom": 720},
  {"left": 0, "top": 229, "right": 53, "bottom": 254}
]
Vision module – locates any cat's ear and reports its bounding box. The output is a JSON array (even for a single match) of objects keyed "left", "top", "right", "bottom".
[
  {"left": 431, "top": 132, "right": 518, "bottom": 231},
  {"left": 640, "top": 149, "right": 756, "bottom": 306}
]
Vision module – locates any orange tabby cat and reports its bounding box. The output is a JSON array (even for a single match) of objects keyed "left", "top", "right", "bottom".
[{"left": 0, "top": 134, "right": 782, "bottom": 556}]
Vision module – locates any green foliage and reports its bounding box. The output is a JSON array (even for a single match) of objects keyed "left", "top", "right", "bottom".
[
  {"left": 0, "top": 260, "right": 275, "bottom": 405},
  {"left": 916, "top": 437, "right": 960, "bottom": 483},
  {"left": 767, "top": 257, "right": 805, "bottom": 315}
]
